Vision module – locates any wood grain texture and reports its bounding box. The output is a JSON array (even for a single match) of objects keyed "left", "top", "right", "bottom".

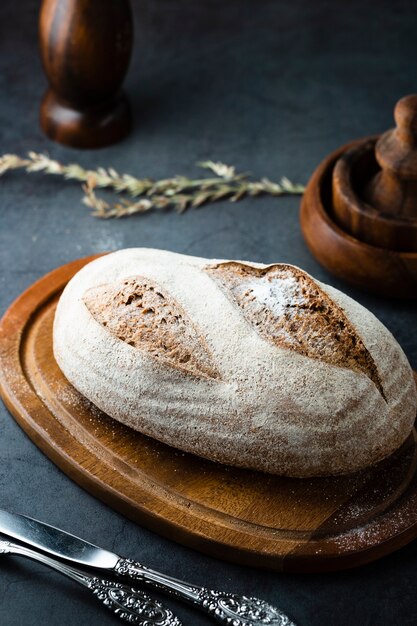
[
  {"left": 1, "top": 256, "right": 417, "bottom": 572},
  {"left": 300, "top": 140, "right": 417, "bottom": 298},
  {"left": 39, "top": 0, "right": 133, "bottom": 148}
]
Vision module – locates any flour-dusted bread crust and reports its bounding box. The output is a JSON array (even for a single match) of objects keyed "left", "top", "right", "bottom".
[{"left": 53, "top": 248, "right": 417, "bottom": 477}]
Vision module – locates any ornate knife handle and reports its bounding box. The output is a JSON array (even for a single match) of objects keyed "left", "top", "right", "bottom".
[
  {"left": 116, "top": 558, "right": 296, "bottom": 626},
  {"left": 0, "top": 540, "right": 181, "bottom": 626}
]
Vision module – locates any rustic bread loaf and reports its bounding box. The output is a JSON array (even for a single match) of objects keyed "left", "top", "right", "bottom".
[{"left": 53, "top": 248, "right": 417, "bottom": 477}]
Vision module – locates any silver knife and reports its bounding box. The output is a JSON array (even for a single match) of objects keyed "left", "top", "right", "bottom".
[{"left": 0, "top": 509, "right": 295, "bottom": 626}]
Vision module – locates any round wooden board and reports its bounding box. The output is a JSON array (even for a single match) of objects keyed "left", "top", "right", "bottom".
[{"left": 1, "top": 255, "right": 417, "bottom": 573}]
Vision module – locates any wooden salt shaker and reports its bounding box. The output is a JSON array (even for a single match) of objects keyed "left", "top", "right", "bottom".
[{"left": 39, "top": 0, "right": 133, "bottom": 149}]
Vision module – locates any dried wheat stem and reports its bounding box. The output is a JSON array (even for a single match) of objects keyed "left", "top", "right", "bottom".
[{"left": 0, "top": 152, "right": 305, "bottom": 219}]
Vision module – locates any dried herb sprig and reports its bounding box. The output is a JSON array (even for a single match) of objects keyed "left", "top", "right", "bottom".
[{"left": 0, "top": 152, "right": 305, "bottom": 219}]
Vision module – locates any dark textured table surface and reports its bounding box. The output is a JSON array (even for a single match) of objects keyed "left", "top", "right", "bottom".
[{"left": 1, "top": 1, "right": 417, "bottom": 624}]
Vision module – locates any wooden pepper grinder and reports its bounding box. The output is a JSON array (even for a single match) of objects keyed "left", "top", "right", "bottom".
[
  {"left": 300, "top": 95, "right": 417, "bottom": 298},
  {"left": 364, "top": 95, "right": 417, "bottom": 219},
  {"left": 39, "top": 0, "right": 133, "bottom": 149}
]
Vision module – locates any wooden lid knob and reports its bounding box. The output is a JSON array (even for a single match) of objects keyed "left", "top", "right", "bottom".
[
  {"left": 377, "top": 95, "right": 417, "bottom": 174},
  {"left": 394, "top": 95, "right": 417, "bottom": 145},
  {"left": 364, "top": 95, "right": 417, "bottom": 218}
]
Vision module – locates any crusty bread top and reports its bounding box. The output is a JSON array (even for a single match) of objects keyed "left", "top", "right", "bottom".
[{"left": 53, "top": 248, "right": 417, "bottom": 477}]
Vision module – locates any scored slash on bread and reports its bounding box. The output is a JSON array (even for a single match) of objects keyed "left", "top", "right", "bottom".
[
  {"left": 83, "top": 277, "right": 220, "bottom": 381},
  {"left": 206, "top": 262, "right": 385, "bottom": 400}
]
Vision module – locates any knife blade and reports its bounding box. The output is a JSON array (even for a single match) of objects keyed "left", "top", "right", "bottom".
[
  {"left": 0, "top": 509, "right": 295, "bottom": 626},
  {"left": 0, "top": 508, "right": 118, "bottom": 569}
]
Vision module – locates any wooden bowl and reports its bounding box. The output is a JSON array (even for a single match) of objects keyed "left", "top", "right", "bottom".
[{"left": 300, "top": 139, "right": 417, "bottom": 298}]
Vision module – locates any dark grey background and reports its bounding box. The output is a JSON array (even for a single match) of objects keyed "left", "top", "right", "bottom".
[{"left": 1, "top": 1, "right": 417, "bottom": 624}]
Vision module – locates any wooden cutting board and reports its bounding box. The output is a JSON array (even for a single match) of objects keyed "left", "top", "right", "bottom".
[{"left": 1, "top": 254, "right": 417, "bottom": 572}]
